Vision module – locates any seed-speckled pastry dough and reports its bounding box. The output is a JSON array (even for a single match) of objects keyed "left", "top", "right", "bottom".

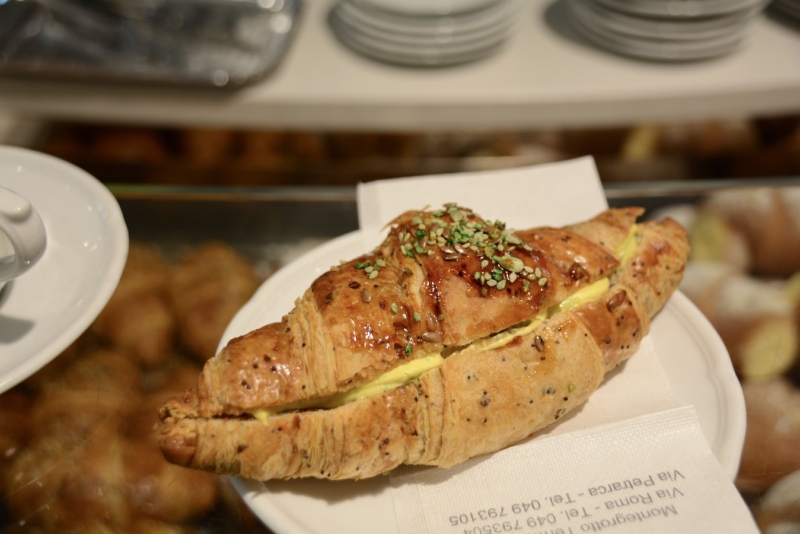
[{"left": 159, "top": 207, "right": 688, "bottom": 480}]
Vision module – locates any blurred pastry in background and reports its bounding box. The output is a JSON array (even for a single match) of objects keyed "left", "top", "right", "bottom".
[
  {"left": 0, "top": 388, "right": 32, "bottom": 497},
  {"left": 20, "top": 336, "right": 85, "bottom": 392},
  {"left": 180, "top": 128, "right": 236, "bottom": 165},
  {"left": 752, "top": 469, "right": 800, "bottom": 534},
  {"left": 127, "top": 519, "right": 197, "bottom": 534},
  {"left": 123, "top": 360, "right": 217, "bottom": 524},
  {"left": 686, "top": 209, "right": 752, "bottom": 272},
  {"left": 6, "top": 422, "right": 131, "bottom": 531},
  {"left": 239, "top": 131, "right": 287, "bottom": 166},
  {"left": 169, "top": 242, "right": 261, "bottom": 362},
  {"left": 91, "top": 243, "right": 176, "bottom": 369},
  {"left": 1, "top": 239, "right": 284, "bottom": 533},
  {"left": 122, "top": 437, "right": 217, "bottom": 524},
  {"left": 703, "top": 187, "right": 800, "bottom": 278},
  {"left": 30, "top": 348, "right": 143, "bottom": 424},
  {"left": 6, "top": 350, "right": 141, "bottom": 532},
  {"left": 651, "top": 204, "right": 752, "bottom": 272},
  {"left": 737, "top": 378, "right": 800, "bottom": 495},
  {"left": 658, "top": 120, "right": 758, "bottom": 158},
  {"left": 5, "top": 348, "right": 217, "bottom": 532},
  {"left": 680, "top": 262, "right": 798, "bottom": 381},
  {"left": 285, "top": 132, "right": 330, "bottom": 163},
  {"left": 91, "top": 128, "right": 169, "bottom": 165}
]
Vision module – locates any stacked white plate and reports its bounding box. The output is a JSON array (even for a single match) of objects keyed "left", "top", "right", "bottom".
[
  {"left": 566, "top": 0, "right": 768, "bottom": 61},
  {"left": 329, "top": 0, "right": 520, "bottom": 67},
  {"left": 771, "top": 0, "right": 800, "bottom": 24}
]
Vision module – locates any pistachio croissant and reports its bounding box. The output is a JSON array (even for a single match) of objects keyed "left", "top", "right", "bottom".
[{"left": 159, "top": 206, "right": 688, "bottom": 480}]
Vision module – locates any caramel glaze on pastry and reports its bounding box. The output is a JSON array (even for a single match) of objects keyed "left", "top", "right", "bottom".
[{"left": 159, "top": 206, "right": 688, "bottom": 481}]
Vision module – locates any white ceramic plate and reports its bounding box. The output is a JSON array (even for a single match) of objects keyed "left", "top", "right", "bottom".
[
  {"left": 221, "top": 230, "right": 745, "bottom": 534},
  {"left": 332, "top": 13, "right": 510, "bottom": 56},
  {"left": 593, "top": 0, "right": 766, "bottom": 17},
  {"left": 0, "top": 146, "right": 128, "bottom": 393},
  {"left": 569, "top": 8, "right": 747, "bottom": 61},
  {"left": 331, "top": 16, "right": 506, "bottom": 66},
  {"left": 338, "top": 0, "right": 518, "bottom": 36},
  {"left": 333, "top": 3, "right": 515, "bottom": 46},
  {"left": 569, "top": 0, "right": 762, "bottom": 41},
  {"left": 352, "top": 0, "right": 501, "bottom": 16}
]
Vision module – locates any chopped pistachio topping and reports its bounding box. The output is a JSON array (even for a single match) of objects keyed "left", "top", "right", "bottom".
[{"left": 390, "top": 204, "right": 546, "bottom": 296}]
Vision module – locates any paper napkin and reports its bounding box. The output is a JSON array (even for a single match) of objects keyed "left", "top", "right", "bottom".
[
  {"left": 390, "top": 406, "right": 755, "bottom": 534},
  {"left": 356, "top": 157, "right": 758, "bottom": 534}
]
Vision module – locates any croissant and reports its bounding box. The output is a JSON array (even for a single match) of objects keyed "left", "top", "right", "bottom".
[{"left": 159, "top": 205, "right": 688, "bottom": 480}]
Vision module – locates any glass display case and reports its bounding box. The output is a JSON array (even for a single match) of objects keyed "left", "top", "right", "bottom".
[{"left": 3, "top": 175, "right": 800, "bottom": 533}]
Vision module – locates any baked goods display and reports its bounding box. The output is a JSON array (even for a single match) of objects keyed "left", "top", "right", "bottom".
[
  {"left": 35, "top": 116, "right": 800, "bottom": 189},
  {"left": 158, "top": 205, "right": 688, "bottom": 481},
  {"left": 662, "top": 186, "right": 800, "bottom": 531},
  {"left": 0, "top": 242, "right": 266, "bottom": 534}
]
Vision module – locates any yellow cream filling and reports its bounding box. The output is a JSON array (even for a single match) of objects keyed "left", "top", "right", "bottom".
[
  {"left": 252, "top": 356, "right": 445, "bottom": 421},
  {"left": 251, "top": 224, "right": 637, "bottom": 423}
]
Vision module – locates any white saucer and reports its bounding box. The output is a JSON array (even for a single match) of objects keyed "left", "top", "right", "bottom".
[
  {"left": 0, "top": 146, "right": 128, "bottom": 393},
  {"left": 221, "top": 230, "right": 745, "bottom": 534}
]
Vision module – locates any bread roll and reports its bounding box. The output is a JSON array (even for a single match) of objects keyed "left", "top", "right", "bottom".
[
  {"left": 169, "top": 242, "right": 261, "bottom": 362},
  {"left": 737, "top": 378, "right": 800, "bottom": 494},
  {"left": 0, "top": 389, "right": 32, "bottom": 497},
  {"left": 704, "top": 187, "right": 800, "bottom": 278},
  {"left": 5, "top": 424, "right": 131, "bottom": 531},
  {"left": 91, "top": 243, "right": 175, "bottom": 369}
]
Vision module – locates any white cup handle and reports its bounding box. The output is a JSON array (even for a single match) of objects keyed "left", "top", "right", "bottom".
[{"left": 0, "top": 187, "right": 47, "bottom": 283}]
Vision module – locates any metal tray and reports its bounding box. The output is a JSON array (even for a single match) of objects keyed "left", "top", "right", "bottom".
[{"left": 0, "top": 0, "right": 301, "bottom": 87}]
